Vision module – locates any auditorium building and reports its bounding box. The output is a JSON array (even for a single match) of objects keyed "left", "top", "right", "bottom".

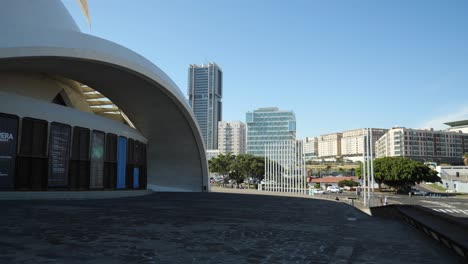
[{"left": 0, "top": 1, "right": 208, "bottom": 192}]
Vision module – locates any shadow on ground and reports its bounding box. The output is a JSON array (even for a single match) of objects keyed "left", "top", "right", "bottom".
[{"left": 0, "top": 192, "right": 462, "bottom": 263}]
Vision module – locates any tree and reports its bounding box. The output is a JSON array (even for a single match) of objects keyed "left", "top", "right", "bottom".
[
  {"left": 250, "top": 156, "right": 265, "bottom": 181},
  {"left": 231, "top": 154, "right": 254, "bottom": 186},
  {"left": 464, "top": 153, "right": 468, "bottom": 166},
  {"left": 357, "top": 157, "right": 440, "bottom": 191},
  {"left": 208, "top": 153, "right": 235, "bottom": 183},
  {"left": 338, "top": 179, "right": 358, "bottom": 188},
  {"left": 231, "top": 154, "right": 266, "bottom": 188}
]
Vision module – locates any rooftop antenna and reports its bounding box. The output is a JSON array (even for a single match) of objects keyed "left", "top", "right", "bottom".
[{"left": 76, "top": 0, "right": 91, "bottom": 29}]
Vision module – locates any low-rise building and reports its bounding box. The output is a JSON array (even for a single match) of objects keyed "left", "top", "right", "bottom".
[
  {"left": 435, "top": 166, "right": 468, "bottom": 193},
  {"left": 309, "top": 176, "right": 358, "bottom": 189},
  {"left": 304, "top": 136, "right": 318, "bottom": 160},
  {"left": 318, "top": 133, "right": 342, "bottom": 159},
  {"left": 341, "top": 128, "right": 388, "bottom": 162}
]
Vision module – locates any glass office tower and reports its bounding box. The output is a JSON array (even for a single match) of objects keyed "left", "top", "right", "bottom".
[
  {"left": 188, "top": 63, "right": 223, "bottom": 150},
  {"left": 246, "top": 107, "right": 296, "bottom": 156}
]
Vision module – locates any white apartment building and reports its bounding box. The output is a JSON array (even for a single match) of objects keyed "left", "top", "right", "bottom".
[
  {"left": 375, "top": 127, "right": 468, "bottom": 164},
  {"left": 304, "top": 137, "right": 318, "bottom": 160},
  {"left": 206, "top": 149, "right": 220, "bottom": 161},
  {"left": 218, "top": 121, "right": 246, "bottom": 155},
  {"left": 341, "top": 128, "right": 388, "bottom": 162},
  {"left": 318, "top": 133, "right": 342, "bottom": 159}
]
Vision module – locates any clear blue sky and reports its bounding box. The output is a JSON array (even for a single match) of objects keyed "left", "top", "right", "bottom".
[{"left": 63, "top": 0, "right": 468, "bottom": 138}]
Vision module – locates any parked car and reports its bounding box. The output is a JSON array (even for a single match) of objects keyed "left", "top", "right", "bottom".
[
  {"left": 314, "top": 189, "right": 325, "bottom": 194},
  {"left": 261, "top": 180, "right": 276, "bottom": 185},
  {"left": 327, "top": 186, "right": 343, "bottom": 193},
  {"left": 213, "top": 176, "right": 224, "bottom": 183},
  {"left": 410, "top": 188, "right": 427, "bottom": 196}
]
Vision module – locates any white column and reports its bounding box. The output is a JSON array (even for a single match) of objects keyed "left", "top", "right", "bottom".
[
  {"left": 275, "top": 142, "right": 279, "bottom": 192},
  {"left": 303, "top": 141, "right": 306, "bottom": 194},
  {"left": 281, "top": 141, "right": 285, "bottom": 192},
  {"left": 264, "top": 142, "right": 267, "bottom": 191},
  {"left": 362, "top": 129, "right": 367, "bottom": 207},
  {"left": 370, "top": 128, "right": 375, "bottom": 206},
  {"left": 295, "top": 141, "right": 298, "bottom": 194},
  {"left": 266, "top": 142, "right": 270, "bottom": 192},
  {"left": 297, "top": 141, "right": 300, "bottom": 193},
  {"left": 366, "top": 129, "right": 371, "bottom": 203},
  {"left": 288, "top": 141, "right": 291, "bottom": 193}
]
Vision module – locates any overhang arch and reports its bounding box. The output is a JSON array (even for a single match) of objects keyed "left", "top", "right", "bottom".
[{"left": 0, "top": 32, "right": 208, "bottom": 192}]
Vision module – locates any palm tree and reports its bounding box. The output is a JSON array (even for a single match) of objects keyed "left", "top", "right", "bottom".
[{"left": 464, "top": 153, "right": 468, "bottom": 166}]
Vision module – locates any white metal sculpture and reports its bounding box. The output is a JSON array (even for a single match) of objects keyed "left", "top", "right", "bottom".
[{"left": 263, "top": 140, "right": 306, "bottom": 194}]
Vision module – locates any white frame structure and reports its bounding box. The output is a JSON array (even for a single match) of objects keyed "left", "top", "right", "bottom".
[
  {"left": 263, "top": 140, "right": 306, "bottom": 194},
  {"left": 362, "top": 128, "right": 376, "bottom": 207}
]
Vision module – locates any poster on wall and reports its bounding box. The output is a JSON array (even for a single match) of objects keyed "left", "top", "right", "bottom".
[
  {"left": 117, "top": 136, "right": 127, "bottom": 189},
  {"left": 48, "top": 122, "right": 71, "bottom": 188},
  {"left": 90, "top": 131, "right": 105, "bottom": 189},
  {"left": 0, "top": 114, "right": 18, "bottom": 190}
]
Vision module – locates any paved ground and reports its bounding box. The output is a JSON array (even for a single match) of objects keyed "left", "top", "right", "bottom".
[
  {"left": 0, "top": 192, "right": 464, "bottom": 263},
  {"left": 251, "top": 186, "right": 468, "bottom": 218}
]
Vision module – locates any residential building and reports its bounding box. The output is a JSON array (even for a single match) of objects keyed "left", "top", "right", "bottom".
[
  {"left": 246, "top": 107, "right": 296, "bottom": 157},
  {"left": 445, "top": 120, "right": 468, "bottom": 134},
  {"left": 304, "top": 137, "right": 318, "bottom": 160},
  {"left": 375, "top": 127, "right": 468, "bottom": 164},
  {"left": 318, "top": 133, "right": 342, "bottom": 159},
  {"left": 206, "top": 149, "right": 221, "bottom": 161},
  {"left": 341, "top": 128, "right": 388, "bottom": 162},
  {"left": 188, "top": 63, "right": 223, "bottom": 150},
  {"left": 218, "top": 121, "right": 246, "bottom": 155}
]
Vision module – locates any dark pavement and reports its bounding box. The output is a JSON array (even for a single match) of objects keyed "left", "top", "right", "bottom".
[{"left": 0, "top": 192, "right": 463, "bottom": 263}]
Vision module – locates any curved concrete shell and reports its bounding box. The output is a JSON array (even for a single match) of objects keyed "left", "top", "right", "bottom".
[{"left": 0, "top": 0, "right": 208, "bottom": 192}]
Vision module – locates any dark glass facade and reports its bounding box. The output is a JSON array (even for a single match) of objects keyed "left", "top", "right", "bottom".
[{"left": 188, "top": 63, "right": 223, "bottom": 150}]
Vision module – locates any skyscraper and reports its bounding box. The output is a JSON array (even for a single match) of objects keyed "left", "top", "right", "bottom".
[
  {"left": 246, "top": 107, "right": 296, "bottom": 156},
  {"left": 188, "top": 63, "right": 223, "bottom": 150},
  {"left": 218, "top": 121, "right": 246, "bottom": 155}
]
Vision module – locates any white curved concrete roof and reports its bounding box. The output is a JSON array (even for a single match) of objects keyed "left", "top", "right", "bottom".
[{"left": 0, "top": 0, "right": 208, "bottom": 192}]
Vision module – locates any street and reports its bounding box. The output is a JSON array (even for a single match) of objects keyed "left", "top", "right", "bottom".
[{"left": 316, "top": 191, "right": 468, "bottom": 218}]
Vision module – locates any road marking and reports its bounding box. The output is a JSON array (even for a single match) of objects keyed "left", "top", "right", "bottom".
[{"left": 432, "top": 208, "right": 468, "bottom": 215}]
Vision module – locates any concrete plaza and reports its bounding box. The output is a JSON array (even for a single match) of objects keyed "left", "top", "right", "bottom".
[{"left": 0, "top": 192, "right": 463, "bottom": 263}]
